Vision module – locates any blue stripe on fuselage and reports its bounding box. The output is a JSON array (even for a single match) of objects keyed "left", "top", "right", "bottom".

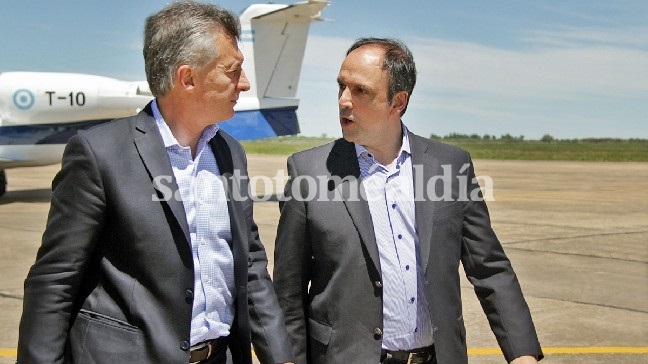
[
  {"left": 220, "top": 107, "right": 299, "bottom": 140},
  {"left": 0, "top": 107, "right": 299, "bottom": 145},
  {"left": 0, "top": 119, "right": 111, "bottom": 145}
]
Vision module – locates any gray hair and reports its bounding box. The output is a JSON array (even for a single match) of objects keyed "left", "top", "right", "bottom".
[
  {"left": 346, "top": 38, "right": 417, "bottom": 115},
  {"left": 143, "top": 0, "right": 241, "bottom": 96}
]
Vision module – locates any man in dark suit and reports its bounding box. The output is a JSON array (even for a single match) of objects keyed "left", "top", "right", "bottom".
[
  {"left": 17, "top": 2, "right": 294, "bottom": 364},
  {"left": 273, "top": 38, "right": 543, "bottom": 364}
]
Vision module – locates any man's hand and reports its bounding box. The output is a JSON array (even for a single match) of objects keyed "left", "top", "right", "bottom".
[{"left": 511, "top": 355, "right": 538, "bottom": 364}]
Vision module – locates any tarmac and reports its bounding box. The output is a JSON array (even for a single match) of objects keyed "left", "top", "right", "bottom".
[{"left": 0, "top": 155, "right": 646, "bottom": 364}]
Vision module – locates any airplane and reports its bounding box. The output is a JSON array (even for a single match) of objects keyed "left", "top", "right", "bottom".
[{"left": 0, "top": 0, "right": 328, "bottom": 197}]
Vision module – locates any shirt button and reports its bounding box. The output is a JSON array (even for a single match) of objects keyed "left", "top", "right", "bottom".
[
  {"left": 410, "top": 297, "right": 415, "bottom": 303},
  {"left": 391, "top": 203, "right": 397, "bottom": 209},
  {"left": 398, "top": 234, "right": 402, "bottom": 240},
  {"left": 405, "top": 265, "right": 410, "bottom": 270},
  {"left": 180, "top": 340, "right": 190, "bottom": 351},
  {"left": 373, "top": 328, "right": 383, "bottom": 340}
]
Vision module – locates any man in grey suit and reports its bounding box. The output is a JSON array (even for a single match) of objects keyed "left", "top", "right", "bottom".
[
  {"left": 273, "top": 38, "right": 543, "bottom": 364},
  {"left": 17, "top": 2, "right": 294, "bottom": 364}
]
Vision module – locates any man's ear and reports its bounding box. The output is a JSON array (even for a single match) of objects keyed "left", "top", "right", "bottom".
[
  {"left": 176, "top": 65, "right": 195, "bottom": 91},
  {"left": 391, "top": 90, "right": 409, "bottom": 115}
]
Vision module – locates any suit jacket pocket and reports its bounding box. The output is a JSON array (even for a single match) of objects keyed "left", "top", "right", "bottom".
[
  {"left": 430, "top": 202, "right": 463, "bottom": 254},
  {"left": 69, "top": 309, "right": 144, "bottom": 363},
  {"left": 308, "top": 318, "right": 332, "bottom": 345}
]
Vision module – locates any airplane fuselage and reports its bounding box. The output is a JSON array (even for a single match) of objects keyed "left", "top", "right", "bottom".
[
  {"left": 0, "top": 72, "right": 153, "bottom": 168},
  {"left": 0, "top": 72, "right": 300, "bottom": 168}
]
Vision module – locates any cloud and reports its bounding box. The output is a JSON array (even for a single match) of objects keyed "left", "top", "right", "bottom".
[
  {"left": 296, "top": 27, "right": 648, "bottom": 139},
  {"left": 521, "top": 26, "right": 648, "bottom": 49},
  {"left": 411, "top": 36, "right": 648, "bottom": 99}
]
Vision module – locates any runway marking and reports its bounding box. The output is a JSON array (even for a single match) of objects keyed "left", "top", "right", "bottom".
[
  {"left": 2, "top": 347, "right": 648, "bottom": 358},
  {"left": 0, "top": 349, "right": 16, "bottom": 357}
]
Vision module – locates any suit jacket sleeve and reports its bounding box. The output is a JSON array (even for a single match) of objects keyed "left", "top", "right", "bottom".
[
  {"left": 273, "top": 155, "right": 312, "bottom": 364},
  {"left": 460, "top": 154, "right": 543, "bottom": 362},
  {"left": 246, "top": 206, "right": 295, "bottom": 363},
  {"left": 228, "top": 141, "right": 294, "bottom": 364},
  {"left": 18, "top": 134, "right": 106, "bottom": 363}
]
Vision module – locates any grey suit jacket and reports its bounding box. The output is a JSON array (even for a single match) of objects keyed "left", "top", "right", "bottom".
[
  {"left": 17, "top": 103, "right": 293, "bottom": 364},
  {"left": 273, "top": 132, "right": 543, "bottom": 364}
]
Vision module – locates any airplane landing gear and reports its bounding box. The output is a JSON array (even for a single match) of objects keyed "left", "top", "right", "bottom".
[{"left": 0, "top": 169, "right": 6, "bottom": 197}]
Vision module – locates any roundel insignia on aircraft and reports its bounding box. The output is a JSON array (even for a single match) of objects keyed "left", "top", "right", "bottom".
[{"left": 12, "top": 89, "right": 36, "bottom": 110}]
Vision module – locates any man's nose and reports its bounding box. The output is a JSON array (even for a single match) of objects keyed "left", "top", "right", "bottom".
[
  {"left": 338, "top": 87, "right": 351, "bottom": 108},
  {"left": 238, "top": 69, "right": 251, "bottom": 92}
]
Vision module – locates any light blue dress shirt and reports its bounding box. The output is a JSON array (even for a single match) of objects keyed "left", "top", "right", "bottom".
[
  {"left": 152, "top": 100, "right": 235, "bottom": 345},
  {"left": 356, "top": 125, "right": 434, "bottom": 351}
]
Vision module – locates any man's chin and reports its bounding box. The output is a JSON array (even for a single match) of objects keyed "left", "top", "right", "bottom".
[
  {"left": 341, "top": 130, "right": 355, "bottom": 143},
  {"left": 218, "top": 111, "right": 235, "bottom": 123}
]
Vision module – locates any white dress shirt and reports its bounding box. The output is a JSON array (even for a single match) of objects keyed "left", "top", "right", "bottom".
[
  {"left": 356, "top": 125, "right": 434, "bottom": 351},
  {"left": 152, "top": 100, "right": 234, "bottom": 345}
]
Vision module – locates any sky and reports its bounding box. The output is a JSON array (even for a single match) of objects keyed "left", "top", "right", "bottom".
[{"left": 0, "top": 0, "right": 646, "bottom": 140}]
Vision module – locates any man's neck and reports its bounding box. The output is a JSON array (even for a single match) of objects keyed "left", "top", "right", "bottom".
[
  {"left": 157, "top": 97, "right": 203, "bottom": 158},
  {"left": 364, "top": 125, "right": 404, "bottom": 166}
]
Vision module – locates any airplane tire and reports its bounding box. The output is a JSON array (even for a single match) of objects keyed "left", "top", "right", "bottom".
[{"left": 0, "top": 170, "right": 6, "bottom": 197}]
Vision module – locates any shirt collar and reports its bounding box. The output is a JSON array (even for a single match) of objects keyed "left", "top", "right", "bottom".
[{"left": 354, "top": 123, "right": 412, "bottom": 162}]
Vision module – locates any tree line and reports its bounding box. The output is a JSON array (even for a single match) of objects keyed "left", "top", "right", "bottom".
[{"left": 429, "top": 133, "right": 647, "bottom": 143}]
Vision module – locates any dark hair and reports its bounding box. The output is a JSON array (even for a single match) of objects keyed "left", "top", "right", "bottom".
[
  {"left": 143, "top": 0, "right": 241, "bottom": 96},
  {"left": 346, "top": 38, "right": 417, "bottom": 115}
]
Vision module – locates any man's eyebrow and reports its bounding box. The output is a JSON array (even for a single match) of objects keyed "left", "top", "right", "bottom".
[
  {"left": 337, "top": 77, "right": 357, "bottom": 85},
  {"left": 340, "top": 78, "right": 371, "bottom": 91},
  {"left": 225, "top": 61, "right": 243, "bottom": 70}
]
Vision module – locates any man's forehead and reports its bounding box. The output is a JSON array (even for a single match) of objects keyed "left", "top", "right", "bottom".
[
  {"left": 338, "top": 56, "right": 387, "bottom": 84},
  {"left": 348, "top": 44, "right": 385, "bottom": 62}
]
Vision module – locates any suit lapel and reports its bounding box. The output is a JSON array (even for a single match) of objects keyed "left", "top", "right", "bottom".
[
  {"left": 325, "top": 135, "right": 439, "bottom": 275},
  {"left": 326, "top": 139, "right": 381, "bottom": 275},
  {"left": 210, "top": 132, "right": 234, "bottom": 176},
  {"left": 209, "top": 132, "right": 237, "bottom": 251},
  {"left": 410, "top": 132, "right": 439, "bottom": 273},
  {"left": 209, "top": 132, "right": 247, "bottom": 294},
  {"left": 133, "top": 104, "right": 191, "bottom": 245}
]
